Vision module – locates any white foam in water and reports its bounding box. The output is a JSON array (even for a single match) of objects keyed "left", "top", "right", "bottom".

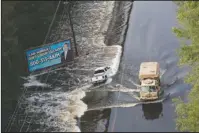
[
  {"left": 86, "top": 84, "right": 139, "bottom": 93},
  {"left": 87, "top": 102, "right": 140, "bottom": 111},
  {"left": 24, "top": 90, "right": 87, "bottom": 132},
  {"left": 109, "top": 45, "right": 122, "bottom": 77},
  {"left": 87, "top": 93, "right": 170, "bottom": 112},
  {"left": 95, "top": 119, "right": 107, "bottom": 132},
  {"left": 53, "top": 87, "right": 62, "bottom": 91},
  {"left": 68, "top": 90, "right": 86, "bottom": 101},
  {"left": 128, "top": 79, "right": 141, "bottom": 87},
  {"left": 65, "top": 68, "right": 93, "bottom": 72},
  {"left": 70, "top": 84, "right": 93, "bottom": 94},
  {"left": 17, "top": 2, "right": 125, "bottom": 132},
  {"left": 21, "top": 28, "right": 122, "bottom": 133},
  {"left": 160, "top": 68, "right": 167, "bottom": 78},
  {"left": 105, "top": 78, "right": 113, "bottom": 84},
  {"left": 23, "top": 75, "right": 51, "bottom": 88}
]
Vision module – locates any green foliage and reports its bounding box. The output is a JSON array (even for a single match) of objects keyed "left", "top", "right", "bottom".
[{"left": 172, "top": 1, "right": 199, "bottom": 132}]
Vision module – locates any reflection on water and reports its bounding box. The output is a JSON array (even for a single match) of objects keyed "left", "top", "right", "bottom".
[
  {"left": 80, "top": 109, "right": 111, "bottom": 132},
  {"left": 142, "top": 103, "right": 163, "bottom": 120},
  {"left": 80, "top": 91, "right": 112, "bottom": 132}
]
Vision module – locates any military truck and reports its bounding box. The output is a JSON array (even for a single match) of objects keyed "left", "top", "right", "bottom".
[{"left": 138, "top": 62, "right": 163, "bottom": 101}]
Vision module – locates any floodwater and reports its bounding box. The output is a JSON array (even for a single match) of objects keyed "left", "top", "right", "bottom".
[
  {"left": 81, "top": 1, "right": 191, "bottom": 132},
  {"left": 1, "top": 1, "right": 60, "bottom": 131},
  {"left": 2, "top": 1, "right": 128, "bottom": 132},
  {"left": 2, "top": 1, "right": 191, "bottom": 132}
]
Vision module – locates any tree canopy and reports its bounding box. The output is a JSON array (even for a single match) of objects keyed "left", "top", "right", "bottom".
[{"left": 172, "top": 1, "right": 199, "bottom": 132}]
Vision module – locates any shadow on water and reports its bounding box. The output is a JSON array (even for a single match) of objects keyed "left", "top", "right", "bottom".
[
  {"left": 80, "top": 91, "right": 113, "bottom": 132},
  {"left": 80, "top": 109, "right": 111, "bottom": 132},
  {"left": 142, "top": 103, "right": 163, "bottom": 120}
]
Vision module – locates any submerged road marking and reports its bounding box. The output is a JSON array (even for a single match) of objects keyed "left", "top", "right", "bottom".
[{"left": 111, "top": 63, "right": 126, "bottom": 132}]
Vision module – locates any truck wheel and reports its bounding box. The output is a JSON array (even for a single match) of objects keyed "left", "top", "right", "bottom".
[{"left": 139, "top": 80, "right": 141, "bottom": 85}]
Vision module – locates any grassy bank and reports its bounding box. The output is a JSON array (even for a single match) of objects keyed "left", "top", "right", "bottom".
[{"left": 172, "top": 1, "right": 199, "bottom": 132}]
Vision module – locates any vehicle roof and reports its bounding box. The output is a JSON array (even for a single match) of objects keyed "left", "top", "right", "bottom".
[
  {"left": 95, "top": 67, "right": 106, "bottom": 71},
  {"left": 141, "top": 79, "right": 157, "bottom": 86}
]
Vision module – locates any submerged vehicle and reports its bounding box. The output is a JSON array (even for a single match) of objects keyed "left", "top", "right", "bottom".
[
  {"left": 138, "top": 62, "right": 164, "bottom": 101},
  {"left": 91, "top": 66, "right": 111, "bottom": 85}
]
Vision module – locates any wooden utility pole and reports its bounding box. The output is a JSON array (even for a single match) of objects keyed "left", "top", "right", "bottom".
[{"left": 68, "top": 2, "right": 79, "bottom": 56}]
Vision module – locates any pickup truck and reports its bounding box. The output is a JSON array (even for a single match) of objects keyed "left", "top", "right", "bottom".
[{"left": 91, "top": 66, "right": 111, "bottom": 85}]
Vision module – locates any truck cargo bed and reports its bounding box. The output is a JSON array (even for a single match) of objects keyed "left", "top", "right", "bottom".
[{"left": 139, "top": 62, "right": 160, "bottom": 79}]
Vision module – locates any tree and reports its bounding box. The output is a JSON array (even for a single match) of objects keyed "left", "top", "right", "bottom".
[{"left": 172, "top": 1, "right": 199, "bottom": 132}]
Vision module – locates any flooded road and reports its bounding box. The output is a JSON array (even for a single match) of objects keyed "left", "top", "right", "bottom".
[
  {"left": 81, "top": 1, "right": 190, "bottom": 132},
  {"left": 2, "top": 1, "right": 130, "bottom": 132},
  {"left": 108, "top": 1, "right": 190, "bottom": 132},
  {"left": 2, "top": 1, "right": 191, "bottom": 132}
]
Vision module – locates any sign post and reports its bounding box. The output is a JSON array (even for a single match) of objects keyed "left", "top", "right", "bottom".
[{"left": 68, "top": 2, "right": 78, "bottom": 56}]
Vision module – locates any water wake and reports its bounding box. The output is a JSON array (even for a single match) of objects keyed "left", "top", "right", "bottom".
[
  {"left": 86, "top": 93, "right": 170, "bottom": 111},
  {"left": 87, "top": 102, "right": 140, "bottom": 111},
  {"left": 86, "top": 84, "right": 139, "bottom": 93},
  {"left": 23, "top": 76, "right": 51, "bottom": 88}
]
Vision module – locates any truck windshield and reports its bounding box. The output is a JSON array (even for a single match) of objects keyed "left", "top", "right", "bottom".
[
  {"left": 141, "top": 86, "right": 149, "bottom": 92},
  {"left": 94, "top": 69, "right": 105, "bottom": 74}
]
